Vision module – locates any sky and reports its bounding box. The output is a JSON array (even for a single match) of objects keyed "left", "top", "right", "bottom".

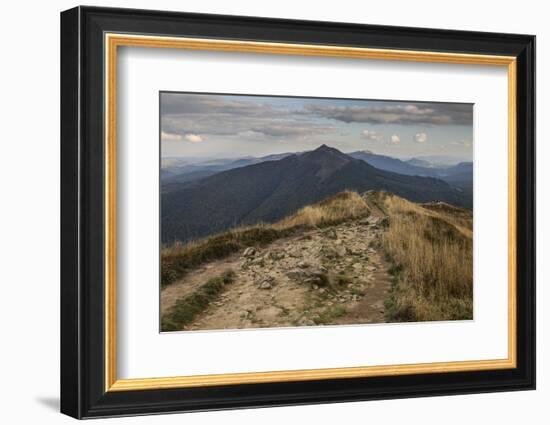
[{"left": 160, "top": 92, "right": 473, "bottom": 162}]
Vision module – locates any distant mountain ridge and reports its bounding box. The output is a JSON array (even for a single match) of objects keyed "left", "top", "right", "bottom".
[
  {"left": 348, "top": 151, "right": 440, "bottom": 177},
  {"left": 161, "top": 152, "right": 295, "bottom": 191},
  {"left": 406, "top": 158, "right": 434, "bottom": 168},
  {"left": 162, "top": 145, "right": 471, "bottom": 243}
]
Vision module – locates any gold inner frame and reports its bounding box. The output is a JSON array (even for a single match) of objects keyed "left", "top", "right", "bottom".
[{"left": 104, "top": 33, "right": 517, "bottom": 392}]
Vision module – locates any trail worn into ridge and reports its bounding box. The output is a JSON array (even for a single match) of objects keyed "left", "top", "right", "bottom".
[{"left": 161, "top": 212, "right": 392, "bottom": 331}]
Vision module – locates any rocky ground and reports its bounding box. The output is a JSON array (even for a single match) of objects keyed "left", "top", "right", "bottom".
[{"left": 161, "top": 211, "right": 393, "bottom": 331}]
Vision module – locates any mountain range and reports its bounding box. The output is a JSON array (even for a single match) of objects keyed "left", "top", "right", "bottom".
[
  {"left": 162, "top": 150, "right": 471, "bottom": 190},
  {"left": 348, "top": 151, "right": 441, "bottom": 177},
  {"left": 161, "top": 145, "right": 472, "bottom": 244}
]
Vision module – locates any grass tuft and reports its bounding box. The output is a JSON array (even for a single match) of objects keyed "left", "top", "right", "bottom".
[
  {"left": 315, "top": 305, "right": 348, "bottom": 324},
  {"left": 161, "top": 270, "right": 235, "bottom": 331},
  {"left": 333, "top": 273, "right": 352, "bottom": 286}
]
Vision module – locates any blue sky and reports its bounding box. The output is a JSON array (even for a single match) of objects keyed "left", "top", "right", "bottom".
[{"left": 160, "top": 92, "right": 473, "bottom": 161}]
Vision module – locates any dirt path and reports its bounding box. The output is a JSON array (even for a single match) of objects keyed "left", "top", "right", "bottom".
[{"left": 161, "top": 207, "right": 393, "bottom": 331}]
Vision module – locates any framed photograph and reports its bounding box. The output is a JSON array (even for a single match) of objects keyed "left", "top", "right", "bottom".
[{"left": 60, "top": 6, "right": 535, "bottom": 419}]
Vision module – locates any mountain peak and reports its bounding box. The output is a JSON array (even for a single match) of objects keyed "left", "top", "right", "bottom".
[
  {"left": 305, "top": 144, "right": 350, "bottom": 159},
  {"left": 311, "top": 144, "right": 341, "bottom": 154},
  {"left": 301, "top": 145, "right": 352, "bottom": 179}
]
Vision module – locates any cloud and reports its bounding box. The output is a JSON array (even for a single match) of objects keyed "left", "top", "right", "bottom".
[
  {"left": 361, "top": 129, "right": 383, "bottom": 141},
  {"left": 183, "top": 134, "right": 204, "bottom": 143},
  {"left": 161, "top": 131, "right": 182, "bottom": 141},
  {"left": 161, "top": 93, "right": 280, "bottom": 117},
  {"left": 451, "top": 140, "right": 472, "bottom": 147},
  {"left": 161, "top": 93, "right": 335, "bottom": 140},
  {"left": 390, "top": 135, "right": 401, "bottom": 145},
  {"left": 250, "top": 123, "right": 334, "bottom": 138},
  {"left": 302, "top": 102, "right": 473, "bottom": 126},
  {"left": 414, "top": 132, "right": 428, "bottom": 143},
  {"left": 161, "top": 131, "right": 204, "bottom": 143}
]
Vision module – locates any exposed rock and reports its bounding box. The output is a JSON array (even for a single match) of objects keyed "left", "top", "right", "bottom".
[
  {"left": 287, "top": 250, "right": 301, "bottom": 258},
  {"left": 286, "top": 269, "right": 305, "bottom": 281},
  {"left": 298, "top": 317, "right": 315, "bottom": 326},
  {"left": 368, "top": 216, "right": 380, "bottom": 225},
  {"left": 303, "top": 268, "right": 329, "bottom": 286},
  {"left": 267, "top": 250, "right": 284, "bottom": 261},
  {"left": 250, "top": 257, "right": 265, "bottom": 265},
  {"left": 259, "top": 280, "right": 273, "bottom": 290},
  {"left": 242, "top": 247, "right": 256, "bottom": 258},
  {"left": 346, "top": 247, "right": 363, "bottom": 256},
  {"left": 321, "top": 245, "right": 344, "bottom": 259}
]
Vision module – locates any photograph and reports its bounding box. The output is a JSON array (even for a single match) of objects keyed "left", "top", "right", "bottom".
[{"left": 159, "top": 92, "right": 474, "bottom": 332}]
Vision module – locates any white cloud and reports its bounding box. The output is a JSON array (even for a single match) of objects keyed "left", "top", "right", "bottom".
[
  {"left": 161, "top": 131, "right": 204, "bottom": 143},
  {"left": 361, "top": 129, "right": 383, "bottom": 141},
  {"left": 414, "top": 132, "right": 428, "bottom": 143},
  {"left": 390, "top": 134, "right": 401, "bottom": 145},
  {"left": 303, "top": 102, "right": 472, "bottom": 125},
  {"left": 183, "top": 134, "right": 204, "bottom": 143},
  {"left": 451, "top": 140, "right": 472, "bottom": 147},
  {"left": 161, "top": 131, "right": 182, "bottom": 141}
]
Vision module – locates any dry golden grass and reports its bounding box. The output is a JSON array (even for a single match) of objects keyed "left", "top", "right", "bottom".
[
  {"left": 377, "top": 194, "right": 473, "bottom": 322},
  {"left": 161, "top": 191, "right": 371, "bottom": 287},
  {"left": 421, "top": 201, "right": 474, "bottom": 238},
  {"left": 276, "top": 191, "right": 370, "bottom": 229}
]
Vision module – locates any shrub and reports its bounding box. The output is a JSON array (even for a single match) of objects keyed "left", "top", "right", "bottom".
[{"left": 315, "top": 305, "right": 347, "bottom": 324}]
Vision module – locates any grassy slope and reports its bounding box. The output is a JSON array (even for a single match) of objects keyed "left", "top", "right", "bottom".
[{"left": 365, "top": 191, "right": 473, "bottom": 321}]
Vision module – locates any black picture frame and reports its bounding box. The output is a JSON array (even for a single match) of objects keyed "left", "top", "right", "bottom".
[{"left": 60, "top": 5, "right": 536, "bottom": 419}]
